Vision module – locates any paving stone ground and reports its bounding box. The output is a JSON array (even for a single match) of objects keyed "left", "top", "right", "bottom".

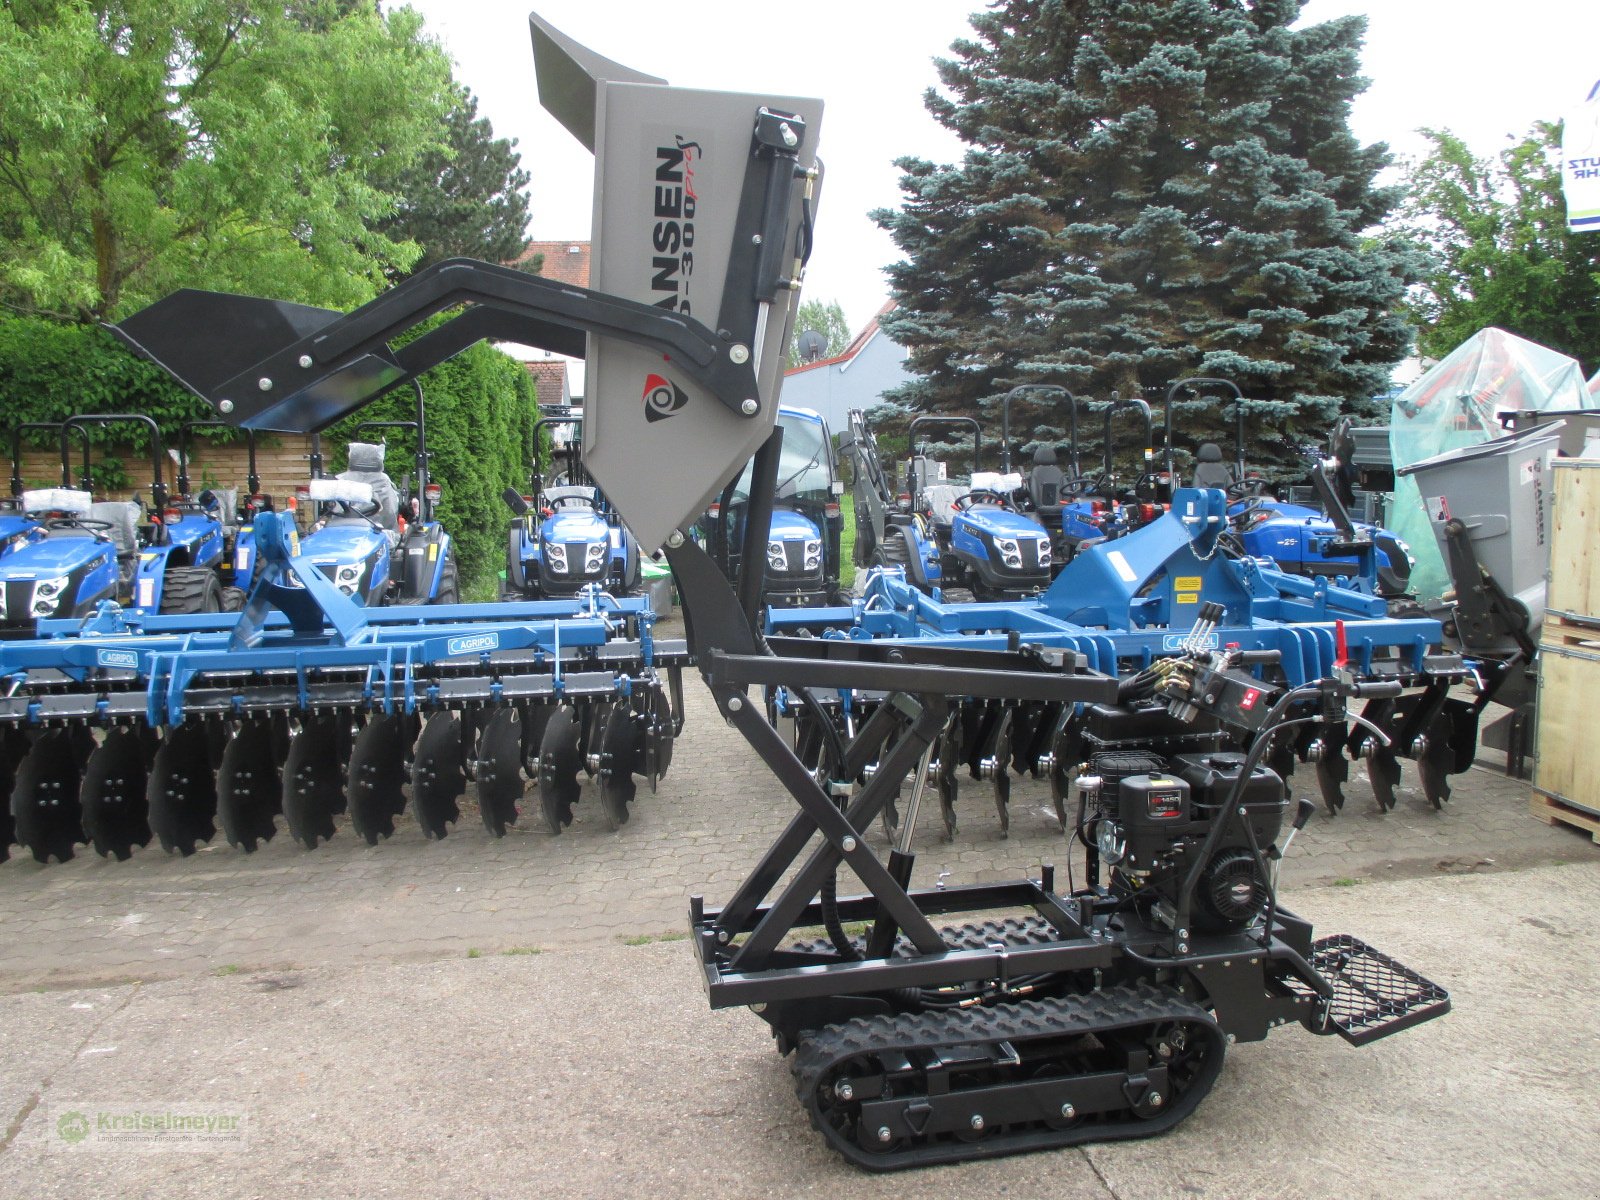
[{"left": 1, "top": 622, "right": 1593, "bottom": 992}]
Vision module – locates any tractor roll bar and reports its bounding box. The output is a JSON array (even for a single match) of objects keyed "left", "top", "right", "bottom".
[
  {"left": 61, "top": 414, "right": 168, "bottom": 521},
  {"left": 999, "top": 384, "right": 1080, "bottom": 477},
  {"left": 1162, "top": 377, "right": 1246, "bottom": 482},
  {"left": 11, "top": 422, "right": 91, "bottom": 495}
]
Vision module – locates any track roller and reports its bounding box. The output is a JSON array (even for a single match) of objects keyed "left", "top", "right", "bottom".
[
  {"left": 282, "top": 714, "right": 346, "bottom": 849},
  {"left": 475, "top": 706, "right": 526, "bottom": 837},
  {"left": 347, "top": 714, "right": 412, "bottom": 844},
  {"left": 147, "top": 723, "right": 219, "bottom": 856},
  {"left": 596, "top": 703, "right": 646, "bottom": 831},
  {"left": 80, "top": 728, "right": 153, "bottom": 860},
  {"left": 217, "top": 720, "right": 282, "bottom": 852},
  {"left": 538, "top": 704, "right": 584, "bottom": 834},
  {"left": 11, "top": 729, "right": 88, "bottom": 864},
  {"left": 411, "top": 711, "right": 466, "bottom": 839},
  {"left": 793, "top": 983, "right": 1225, "bottom": 1171}
]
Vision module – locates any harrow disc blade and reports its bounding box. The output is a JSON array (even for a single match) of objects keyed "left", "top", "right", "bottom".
[
  {"left": 538, "top": 705, "right": 583, "bottom": 834},
  {"left": 217, "top": 721, "right": 281, "bottom": 853},
  {"left": 1367, "top": 750, "right": 1402, "bottom": 812},
  {"left": 520, "top": 703, "right": 554, "bottom": 778},
  {"left": 282, "top": 716, "right": 345, "bottom": 849},
  {"left": 644, "top": 686, "right": 675, "bottom": 786},
  {"left": 597, "top": 704, "right": 643, "bottom": 831},
  {"left": 2, "top": 727, "right": 30, "bottom": 861},
  {"left": 81, "top": 728, "right": 152, "bottom": 860},
  {"left": 1416, "top": 710, "right": 1458, "bottom": 810},
  {"left": 1315, "top": 754, "right": 1350, "bottom": 816},
  {"left": 11, "top": 730, "right": 87, "bottom": 864},
  {"left": 410, "top": 712, "right": 465, "bottom": 840},
  {"left": 475, "top": 707, "right": 526, "bottom": 838},
  {"left": 348, "top": 714, "right": 411, "bottom": 845},
  {"left": 147, "top": 724, "right": 219, "bottom": 856}
]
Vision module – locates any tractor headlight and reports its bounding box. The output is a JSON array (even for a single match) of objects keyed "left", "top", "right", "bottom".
[
  {"left": 32, "top": 574, "right": 72, "bottom": 615},
  {"left": 585, "top": 541, "right": 608, "bottom": 571},
  {"left": 1038, "top": 540, "right": 1052, "bottom": 567},
  {"left": 547, "top": 543, "right": 568, "bottom": 573},
  {"left": 995, "top": 536, "right": 1022, "bottom": 569},
  {"left": 804, "top": 539, "right": 823, "bottom": 570},
  {"left": 767, "top": 540, "right": 786, "bottom": 569},
  {"left": 336, "top": 563, "right": 362, "bottom": 584}
]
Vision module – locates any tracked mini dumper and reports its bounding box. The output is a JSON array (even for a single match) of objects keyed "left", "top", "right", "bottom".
[{"left": 7, "top": 11, "right": 1450, "bottom": 1171}]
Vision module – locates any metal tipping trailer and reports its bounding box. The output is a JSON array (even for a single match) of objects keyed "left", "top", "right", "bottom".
[{"left": 12, "top": 12, "right": 1452, "bottom": 1172}]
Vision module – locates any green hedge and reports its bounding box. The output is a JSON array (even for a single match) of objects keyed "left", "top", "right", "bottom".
[{"left": 0, "top": 314, "right": 538, "bottom": 588}]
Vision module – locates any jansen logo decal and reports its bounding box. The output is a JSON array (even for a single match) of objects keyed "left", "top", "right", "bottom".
[
  {"left": 643, "top": 373, "right": 688, "bottom": 422},
  {"left": 447, "top": 633, "right": 499, "bottom": 656}
]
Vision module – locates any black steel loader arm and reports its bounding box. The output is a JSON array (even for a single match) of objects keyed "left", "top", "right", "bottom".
[{"left": 108, "top": 259, "right": 760, "bottom": 435}]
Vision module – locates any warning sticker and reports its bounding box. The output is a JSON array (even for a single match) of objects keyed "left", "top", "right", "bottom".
[
  {"left": 1428, "top": 495, "right": 1451, "bottom": 523},
  {"left": 1175, "top": 576, "right": 1202, "bottom": 592},
  {"left": 1176, "top": 592, "right": 1199, "bottom": 606}
]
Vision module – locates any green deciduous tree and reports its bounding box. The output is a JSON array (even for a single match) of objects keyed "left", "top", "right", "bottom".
[
  {"left": 374, "top": 85, "right": 532, "bottom": 274},
  {"left": 0, "top": 0, "right": 454, "bottom": 322},
  {"left": 1400, "top": 123, "right": 1600, "bottom": 375},
  {"left": 874, "top": 0, "right": 1419, "bottom": 469},
  {"left": 787, "top": 298, "right": 853, "bottom": 368}
]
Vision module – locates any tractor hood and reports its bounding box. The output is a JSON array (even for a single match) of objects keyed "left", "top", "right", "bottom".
[
  {"left": 543, "top": 508, "right": 610, "bottom": 542},
  {"left": 956, "top": 507, "right": 1048, "bottom": 539},
  {"left": 769, "top": 507, "right": 821, "bottom": 542},
  {"left": 301, "top": 523, "right": 389, "bottom": 568},
  {"left": 0, "top": 537, "right": 111, "bottom": 578}
]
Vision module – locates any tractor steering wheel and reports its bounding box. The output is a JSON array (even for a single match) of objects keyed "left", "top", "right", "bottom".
[
  {"left": 1227, "top": 475, "right": 1269, "bottom": 500},
  {"left": 547, "top": 494, "right": 593, "bottom": 512},
  {"left": 950, "top": 489, "right": 1013, "bottom": 513},
  {"left": 45, "top": 516, "right": 114, "bottom": 534}
]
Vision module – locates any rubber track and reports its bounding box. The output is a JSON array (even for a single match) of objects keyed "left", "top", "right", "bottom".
[{"left": 792, "top": 981, "right": 1223, "bottom": 1171}]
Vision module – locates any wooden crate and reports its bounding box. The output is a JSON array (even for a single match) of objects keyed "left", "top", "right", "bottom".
[
  {"left": 1547, "top": 458, "right": 1600, "bottom": 618},
  {"left": 1529, "top": 793, "right": 1600, "bottom": 844},
  {"left": 1533, "top": 615, "right": 1600, "bottom": 814}
]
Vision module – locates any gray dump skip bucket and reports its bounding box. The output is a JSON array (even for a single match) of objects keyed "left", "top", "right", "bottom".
[{"left": 1398, "top": 421, "right": 1565, "bottom": 638}]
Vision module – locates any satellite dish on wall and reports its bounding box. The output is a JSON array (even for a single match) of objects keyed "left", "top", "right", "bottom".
[{"left": 797, "top": 329, "right": 828, "bottom": 363}]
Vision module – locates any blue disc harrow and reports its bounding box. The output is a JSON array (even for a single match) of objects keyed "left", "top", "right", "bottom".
[
  {"left": 1, "top": 511, "right": 685, "bottom": 863},
  {"left": 767, "top": 488, "right": 1478, "bottom": 833}
]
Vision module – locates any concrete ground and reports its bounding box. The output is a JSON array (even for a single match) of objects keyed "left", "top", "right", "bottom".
[
  {"left": 0, "top": 864, "right": 1593, "bottom": 1199},
  {"left": 1, "top": 642, "right": 1596, "bottom": 1195}
]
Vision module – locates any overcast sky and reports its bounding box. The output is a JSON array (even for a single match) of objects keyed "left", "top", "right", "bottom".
[{"left": 403, "top": 1, "right": 1600, "bottom": 336}]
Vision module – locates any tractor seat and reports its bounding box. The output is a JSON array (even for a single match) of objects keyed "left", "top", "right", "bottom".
[
  {"left": 1192, "top": 443, "right": 1235, "bottom": 490},
  {"left": 336, "top": 442, "right": 399, "bottom": 531},
  {"left": 1028, "top": 445, "right": 1065, "bottom": 507},
  {"left": 88, "top": 500, "right": 141, "bottom": 587}
]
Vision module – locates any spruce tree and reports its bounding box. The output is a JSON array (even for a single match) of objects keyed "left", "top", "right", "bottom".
[{"left": 874, "top": 0, "right": 1420, "bottom": 471}]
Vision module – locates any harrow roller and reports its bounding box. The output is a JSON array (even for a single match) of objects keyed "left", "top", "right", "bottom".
[
  {"left": 147, "top": 722, "right": 219, "bottom": 856},
  {"left": 411, "top": 711, "right": 466, "bottom": 840},
  {"left": 282, "top": 715, "right": 346, "bottom": 849},
  {"left": 11, "top": 729, "right": 89, "bottom": 864},
  {"left": 80, "top": 728, "right": 153, "bottom": 861},
  {"left": 217, "top": 719, "right": 282, "bottom": 852},
  {"left": 346, "top": 713, "right": 412, "bottom": 845}
]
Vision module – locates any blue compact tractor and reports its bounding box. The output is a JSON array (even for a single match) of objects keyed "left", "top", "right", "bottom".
[
  {"left": 0, "top": 415, "right": 233, "bottom": 632},
  {"left": 502, "top": 406, "right": 640, "bottom": 599},
  {"left": 699, "top": 405, "right": 844, "bottom": 607},
  {"left": 297, "top": 396, "right": 458, "bottom": 606},
  {"left": 1161, "top": 378, "right": 1414, "bottom": 599},
  {"left": 888, "top": 415, "right": 1053, "bottom": 599}
]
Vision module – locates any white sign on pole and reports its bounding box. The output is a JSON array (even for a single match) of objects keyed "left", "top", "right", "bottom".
[{"left": 1563, "top": 78, "right": 1600, "bottom": 234}]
